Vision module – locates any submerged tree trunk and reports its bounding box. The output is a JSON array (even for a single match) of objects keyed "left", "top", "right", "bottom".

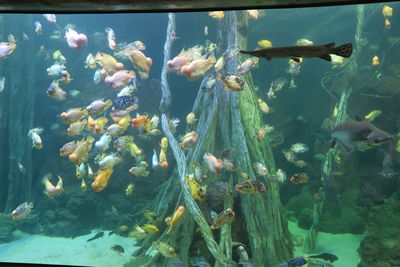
[
  {"left": 1, "top": 14, "right": 37, "bottom": 212},
  {"left": 126, "top": 11, "right": 291, "bottom": 267}
]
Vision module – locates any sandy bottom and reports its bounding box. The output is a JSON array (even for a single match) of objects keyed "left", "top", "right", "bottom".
[
  {"left": 289, "top": 221, "right": 363, "bottom": 266},
  {"left": 0, "top": 224, "right": 363, "bottom": 266},
  {"left": 0, "top": 230, "right": 138, "bottom": 267}
]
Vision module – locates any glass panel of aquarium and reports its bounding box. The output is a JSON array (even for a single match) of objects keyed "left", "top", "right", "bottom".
[{"left": 0, "top": 3, "right": 399, "bottom": 267}]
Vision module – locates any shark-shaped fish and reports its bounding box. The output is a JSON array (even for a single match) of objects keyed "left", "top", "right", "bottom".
[
  {"left": 240, "top": 42, "right": 352, "bottom": 62},
  {"left": 330, "top": 116, "right": 393, "bottom": 153}
]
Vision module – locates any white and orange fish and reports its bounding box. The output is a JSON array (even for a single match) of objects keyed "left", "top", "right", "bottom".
[
  {"left": 28, "top": 127, "right": 44, "bottom": 149},
  {"left": 65, "top": 28, "right": 88, "bottom": 50},
  {"left": 181, "top": 54, "right": 216, "bottom": 80},
  {"left": 104, "top": 70, "right": 136, "bottom": 89},
  {"left": 42, "top": 174, "right": 63, "bottom": 198},
  {"left": 60, "top": 108, "right": 86, "bottom": 124},
  {"left": 105, "top": 27, "right": 116, "bottom": 50},
  {"left": 203, "top": 152, "right": 224, "bottom": 173}
]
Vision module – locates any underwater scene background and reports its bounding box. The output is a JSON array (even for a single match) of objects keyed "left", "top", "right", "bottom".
[{"left": 0, "top": 3, "right": 399, "bottom": 267}]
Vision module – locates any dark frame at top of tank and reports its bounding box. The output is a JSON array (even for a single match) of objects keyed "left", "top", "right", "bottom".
[{"left": 0, "top": 0, "right": 394, "bottom": 13}]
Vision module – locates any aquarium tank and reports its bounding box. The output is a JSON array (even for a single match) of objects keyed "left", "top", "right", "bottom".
[{"left": 0, "top": 1, "right": 399, "bottom": 267}]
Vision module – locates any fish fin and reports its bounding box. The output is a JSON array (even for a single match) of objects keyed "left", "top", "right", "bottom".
[
  {"left": 330, "top": 139, "right": 337, "bottom": 149},
  {"left": 324, "top": 42, "right": 336, "bottom": 48},
  {"left": 332, "top": 43, "right": 353, "bottom": 58},
  {"left": 319, "top": 54, "right": 332, "bottom": 61},
  {"left": 290, "top": 57, "right": 301, "bottom": 63}
]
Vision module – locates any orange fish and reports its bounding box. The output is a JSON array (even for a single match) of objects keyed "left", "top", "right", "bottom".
[
  {"left": 69, "top": 136, "right": 95, "bottom": 164},
  {"left": 60, "top": 108, "right": 86, "bottom": 124},
  {"left": 42, "top": 174, "right": 63, "bottom": 198},
  {"left": 166, "top": 206, "right": 185, "bottom": 234},
  {"left": 131, "top": 115, "right": 148, "bottom": 127},
  {"left": 290, "top": 173, "right": 309, "bottom": 184},
  {"left": 91, "top": 169, "right": 114, "bottom": 192},
  {"left": 203, "top": 152, "right": 224, "bottom": 173},
  {"left": 126, "top": 49, "right": 152, "bottom": 80}
]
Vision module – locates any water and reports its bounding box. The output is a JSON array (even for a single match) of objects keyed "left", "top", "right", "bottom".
[{"left": 0, "top": 3, "right": 399, "bottom": 267}]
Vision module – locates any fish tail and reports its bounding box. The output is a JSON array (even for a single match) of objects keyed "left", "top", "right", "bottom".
[{"left": 332, "top": 43, "right": 353, "bottom": 58}]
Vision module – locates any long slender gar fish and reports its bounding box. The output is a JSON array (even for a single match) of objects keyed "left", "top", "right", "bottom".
[{"left": 240, "top": 42, "right": 352, "bottom": 62}]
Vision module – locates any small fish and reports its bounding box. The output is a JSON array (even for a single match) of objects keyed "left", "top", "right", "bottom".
[
  {"left": 203, "top": 152, "right": 224, "bottom": 173},
  {"left": 257, "top": 98, "right": 271, "bottom": 114},
  {"left": 241, "top": 42, "right": 353, "bottom": 62},
  {"left": 86, "top": 232, "right": 104, "bottom": 242},
  {"left": 210, "top": 208, "right": 235, "bottom": 229},
  {"left": 290, "top": 143, "right": 309, "bottom": 153},
  {"left": 166, "top": 206, "right": 185, "bottom": 234},
  {"left": 152, "top": 149, "right": 159, "bottom": 169},
  {"left": 186, "top": 112, "right": 197, "bottom": 126},
  {"left": 125, "top": 183, "right": 135, "bottom": 195},
  {"left": 371, "top": 56, "right": 379, "bottom": 66},
  {"left": 382, "top": 5, "right": 393, "bottom": 28},
  {"left": 65, "top": 28, "right": 88, "bottom": 50},
  {"left": 290, "top": 173, "right": 309, "bottom": 184},
  {"left": 93, "top": 69, "right": 102, "bottom": 84},
  {"left": 152, "top": 241, "right": 177, "bottom": 258},
  {"left": 296, "top": 38, "right": 314, "bottom": 46},
  {"left": 217, "top": 72, "right": 244, "bottom": 92},
  {"left": 208, "top": 11, "right": 225, "bottom": 20},
  {"left": 257, "top": 39, "right": 272, "bottom": 48},
  {"left": 28, "top": 127, "right": 44, "bottom": 149},
  {"left": 113, "top": 96, "right": 138, "bottom": 110},
  {"left": 267, "top": 78, "right": 287, "bottom": 99},
  {"left": 43, "top": 14, "right": 56, "bottom": 23},
  {"left": 246, "top": 9, "right": 260, "bottom": 20},
  {"left": 111, "top": 245, "right": 124, "bottom": 253},
  {"left": 309, "top": 252, "right": 338, "bottom": 263},
  {"left": 34, "top": 21, "right": 42, "bottom": 34},
  {"left": 234, "top": 179, "right": 266, "bottom": 194},
  {"left": 254, "top": 162, "right": 267, "bottom": 176},
  {"left": 17, "top": 162, "right": 26, "bottom": 174},
  {"left": 81, "top": 177, "right": 87, "bottom": 192},
  {"left": 105, "top": 27, "right": 116, "bottom": 50},
  {"left": 279, "top": 257, "right": 307, "bottom": 267},
  {"left": 364, "top": 110, "right": 381, "bottom": 121},
  {"left": 12, "top": 202, "right": 33, "bottom": 220},
  {"left": 186, "top": 176, "right": 206, "bottom": 200},
  {"left": 142, "top": 224, "right": 159, "bottom": 234}
]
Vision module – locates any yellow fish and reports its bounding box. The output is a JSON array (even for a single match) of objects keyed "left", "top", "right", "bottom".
[
  {"left": 118, "top": 225, "right": 128, "bottom": 231},
  {"left": 125, "top": 183, "right": 134, "bottom": 195},
  {"left": 257, "top": 40, "right": 272, "bottom": 48},
  {"left": 364, "top": 110, "right": 381, "bottom": 122},
  {"left": 166, "top": 206, "right": 185, "bottom": 234},
  {"left": 161, "top": 137, "right": 168, "bottom": 151},
  {"left": 142, "top": 224, "right": 159, "bottom": 234},
  {"left": 185, "top": 176, "right": 206, "bottom": 201}
]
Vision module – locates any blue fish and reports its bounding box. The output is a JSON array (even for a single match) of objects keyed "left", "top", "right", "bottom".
[
  {"left": 280, "top": 257, "right": 308, "bottom": 267},
  {"left": 113, "top": 96, "right": 138, "bottom": 110}
]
